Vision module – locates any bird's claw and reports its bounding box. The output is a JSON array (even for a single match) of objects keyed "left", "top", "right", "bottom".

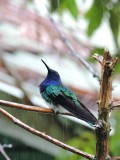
[{"left": 94, "top": 120, "right": 102, "bottom": 129}]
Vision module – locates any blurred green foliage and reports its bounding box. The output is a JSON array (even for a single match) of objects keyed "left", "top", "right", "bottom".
[
  {"left": 109, "top": 1, "right": 120, "bottom": 49},
  {"left": 110, "top": 110, "right": 120, "bottom": 156},
  {"left": 85, "top": 0, "right": 104, "bottom": 37},
  {"left": 50, "top": 0, "right": 120, "bottom": 52},
  {"left": 56, "top": 131, "right": 96, "bottom": 160},
  {"left": 49, "top": 0, "right": 78, "bottom": 19},
  {"left": 85, "top": 0, "right": 120, "bottom": 49}
]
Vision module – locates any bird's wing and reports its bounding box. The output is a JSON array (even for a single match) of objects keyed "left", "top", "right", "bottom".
[
  {"left": 46, "top": 85, "right": 98, "bottom": 126},
  {"left": 54, "top": 89, "right": 98, "bottom": 126}
]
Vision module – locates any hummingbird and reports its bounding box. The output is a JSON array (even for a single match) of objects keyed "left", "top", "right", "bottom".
[{"left": 39, "top": 60, "right": 98, "bottom": 126}]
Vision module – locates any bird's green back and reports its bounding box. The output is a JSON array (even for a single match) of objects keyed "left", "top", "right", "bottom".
[{"left": 41, "top": 85, "right": 79, "bottom": 106}]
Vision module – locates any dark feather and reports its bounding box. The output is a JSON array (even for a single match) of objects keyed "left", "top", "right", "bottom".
[{"left": 53, "top": 92, "right": 98, "bottom": 126}]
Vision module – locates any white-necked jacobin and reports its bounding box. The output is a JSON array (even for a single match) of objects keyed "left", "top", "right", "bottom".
[{"left": 39, "top": 60, "right": 98, "bottom": 126}]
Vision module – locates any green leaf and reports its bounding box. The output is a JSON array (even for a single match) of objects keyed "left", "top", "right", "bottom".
[
  {"left": 49, "top": 0, "right": 78, "bottom": 19},
  {"left": 85, "top": 0, "right": 104, "bottom": 36},
  {"left": 49, "top": 0, "right": 62, "bottom": 12},
  {"left": 65, "top": 0, "right": 78, "bottom": 19},
  {"left": 109, "top": 4, "right": 120, "bottom": 48},
  {"left": 112, "top": 52, "right": 120, "bottom": 75}
]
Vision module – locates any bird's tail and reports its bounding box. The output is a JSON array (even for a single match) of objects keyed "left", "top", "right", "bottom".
[
  {"left": 63, "top": 101, "right": 98, "bottom": 126},
  {"left": 54, "top": 93, "right": 98, "bottom": 126}
]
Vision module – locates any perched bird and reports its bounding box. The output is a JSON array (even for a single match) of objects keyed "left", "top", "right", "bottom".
[{"left": 39, "top": 60, "right": 98, "bottom": 126}]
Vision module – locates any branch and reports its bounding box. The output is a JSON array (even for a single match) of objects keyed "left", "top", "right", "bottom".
[
  {"left": 92, "top": 54, "right": 103, "bottom": 65},
  {"left": 110, "top": 101, "right": 120, "bottom": 110},
  {"left": 0, "top": 107, "right": 94, "bottom": 160},
  {"left": 0, "top": 144, "right": 11, "bottom": 160},
  {"left": 0, "top": 99, "right": 73, "bottom": 117},
  {"left": 50, "top": 17, "right": 100, "bottom": 81},
  {"left": 111, "top": 157, "right": 120, "bottom": 160},
  {"left": 94, "top": 50, "right": 118, "bottom": 160}
]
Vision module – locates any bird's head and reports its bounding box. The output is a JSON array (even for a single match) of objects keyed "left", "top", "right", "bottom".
[{"left": 39, "top": 60, "right": 62, "bottom": 89}]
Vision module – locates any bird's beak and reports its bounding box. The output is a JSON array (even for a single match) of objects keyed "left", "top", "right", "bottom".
[{"left": 41, "top": 59, "right": 51, "bottom": 72}]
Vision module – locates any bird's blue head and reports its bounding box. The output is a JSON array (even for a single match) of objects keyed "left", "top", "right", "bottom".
[{"left": 39, "top": 60, "right": 62, "bottom": 91}]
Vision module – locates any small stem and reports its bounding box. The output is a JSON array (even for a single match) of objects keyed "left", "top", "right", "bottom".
[{"left": 110, "top": 101, "right": 120, "bottom": 110}]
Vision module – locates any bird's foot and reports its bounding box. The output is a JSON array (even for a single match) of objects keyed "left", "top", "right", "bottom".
[
  {"left": 52, "top": 106, "right": 59, "bottom": 114},
  {"left": 106, "top": 155, "right": 111, "bottom": 160},
  {"left": 94, "top": 120, "right": 102, "bottom": 129}
]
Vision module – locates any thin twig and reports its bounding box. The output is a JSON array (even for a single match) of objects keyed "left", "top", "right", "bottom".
[
  {"left": 0, "top": 99, "right": 73, "bottom": 117},
  {"left": 0, "top": 55, "right": 32, "bottom": 105},
  {"left": 92, "top": 54, "right": 103, "bottom": 65},
  {"left": 110, "top": 101, "right": 120, "bottom": 110},
  {"left": 49, "top": 17, "right": 100, "bottom": 81},
  {"left": 0, "top": 107, "right": 94, "bottom": 160},
  {"left": 0, "top": 144, "right": 11, "bottom": 160}
]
